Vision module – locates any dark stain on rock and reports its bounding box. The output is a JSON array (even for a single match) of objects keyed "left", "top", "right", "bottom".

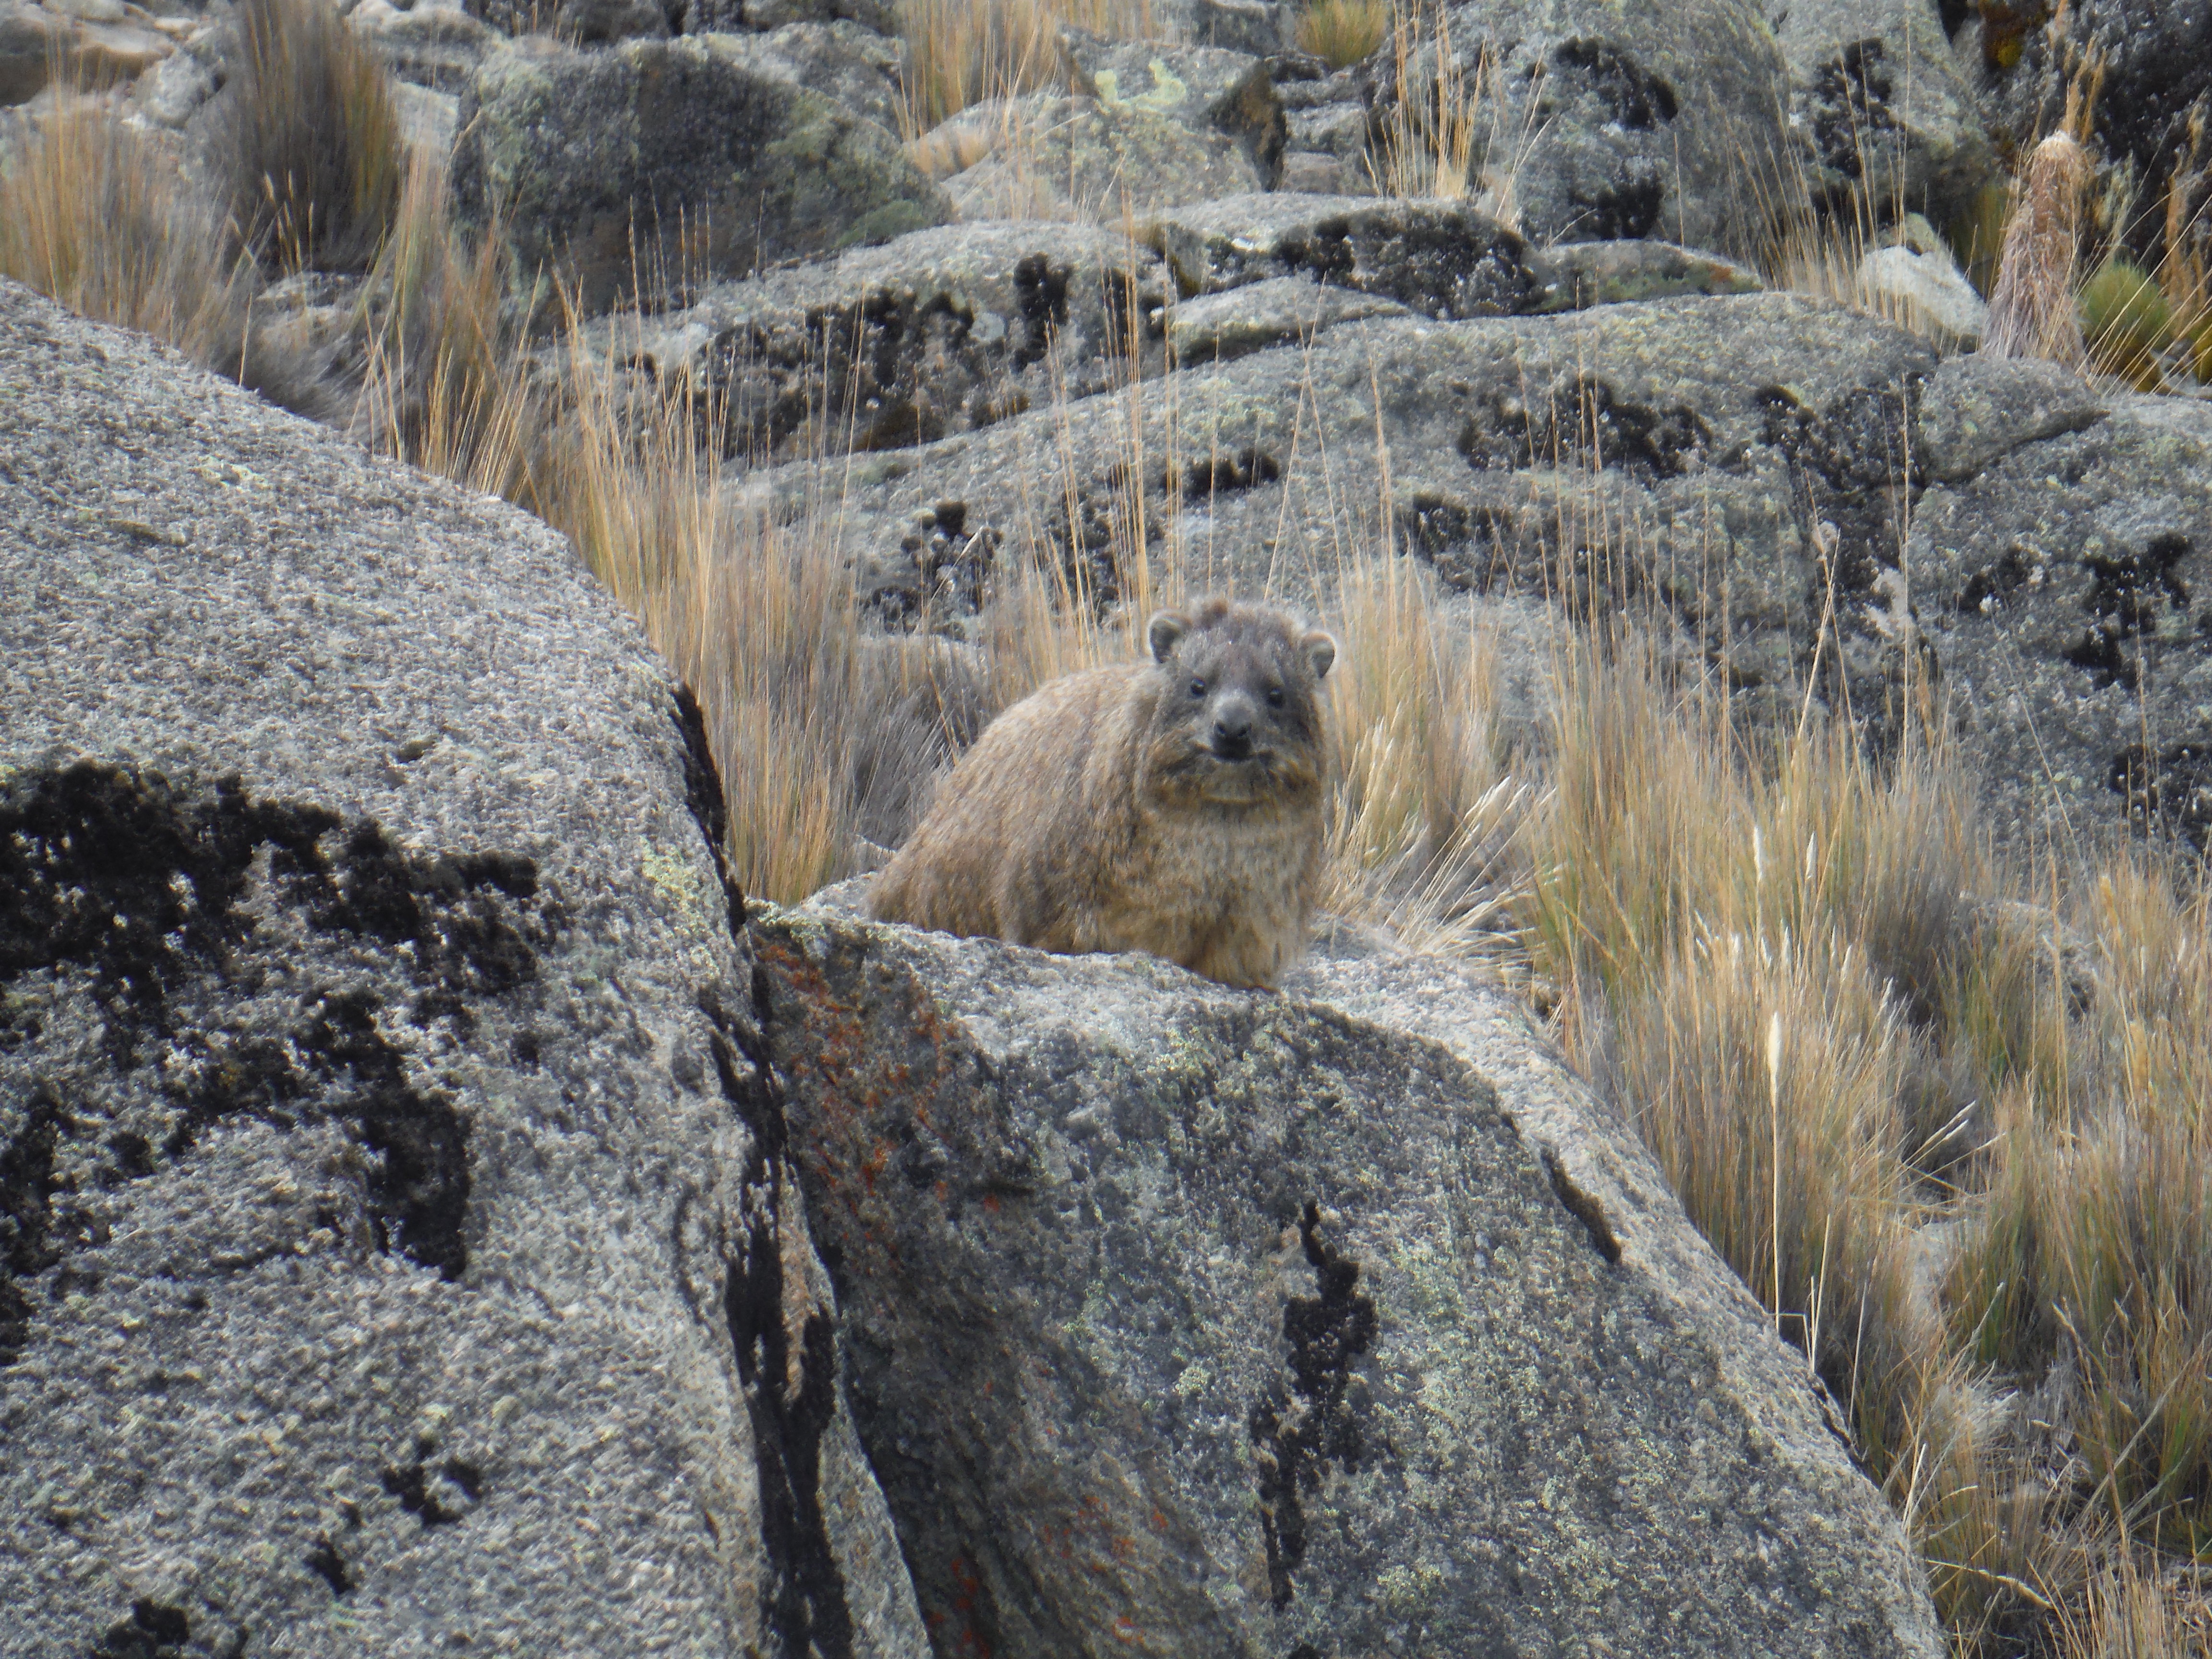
[
  {"left": 1463, "top": 373, "right": 1711, "bottom": 480},
  {"left": 1249, "top": 1202, "right": 1378, "bottom": 1609},
  {"left": 673, "top": 685, "right": 748, "bottom": 937},
  {"left": 1177, "top": 447, "right": 1282, "bottom": 501},
  {"left": 1957, "top": 544, "right": 2049, "bottom": 614},
  {"left": 0, "top": 1082, "right": 66, "bottom": 1364},
  {"left": 2067, "top": 533, "right": 2193, "bottom": 690},
  {"left": 1013, "top": 251, "right": 1073, "bottom": 371},
  {"left": 1277, "top": 212, "right": 1537, "bottom": 319},
  {"left": 1395, "top": 491, "right": 1515, "bottom": 593},
  {"left": 2111, "top": 737, "right": 2212, "bottom": 852},
  {"left": 1542, "top": 1148, "right": 1623, "bottom": 1265},
  {"left": 304, "top": 1535, "right": 356, "bottom": 1596},
  {"left": 90, "top": 1599, "right": 191, "bottom": 1659},
  {"left": 1809, "top": 40, "right": 1900, "bottom": 188},
  {"left": 1551, "top": 38, "right": 1677, "bottom": 129},
  {"left": 381, "top": 1455, "right": 483, "bottom": 1527},
  {"left": 301, "top": 992, "right": 472, "bottom": 1280},
  {"left": 1564, "top": 168, "right": 1667, "bottom": 242}
]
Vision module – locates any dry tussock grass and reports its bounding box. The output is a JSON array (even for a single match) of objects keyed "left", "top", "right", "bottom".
[
  {"left": 896, "top": 0, "right": 1167, "bottom": 137},
  {"left": 1295, "top": 0, "right": 1388, "bottom": 70}
]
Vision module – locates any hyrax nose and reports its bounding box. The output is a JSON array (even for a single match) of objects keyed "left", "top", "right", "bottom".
[{"left": 1212, "top": 700, "right": 1255, "bottom": 755}]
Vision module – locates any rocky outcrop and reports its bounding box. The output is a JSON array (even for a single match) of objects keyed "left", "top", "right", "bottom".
[
  {"left": 0, "top": 278, "right": 927, "bottom": 1657},
  {"left": 753, "top": 893, "right": 1946, "bottom": 1658},
  {"left": 745, "top": 293, "right": 1939, "bottom": 724},
  {"left": 0, "top": 0, "right": 178, "bottom": 106},
  {"left": 924, "top": 92, "right": 1265, "bottom": 223},
  {"left": 1062, "top": 25, "right": 1287, "bottom": 184},
  {"left": 1908, "top": 362, "right": 2212, "bottom": 854},
  {"left": 1367, "top": 0, "right": 1794, "bottom": 253},
  {"left": 1772, "top": 0, "right": 1993, "bottom": 221},
  {"left": 576, "top": 221, "right": 1171, "bottom": 463},
  {"left": 450, "top": 35, "right": 948, "bottom": 313}
]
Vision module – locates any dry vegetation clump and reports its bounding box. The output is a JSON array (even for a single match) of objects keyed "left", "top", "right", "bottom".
[
  {"left": 1295, "top": 0, "right": 1388, "bottom": 71},
  {"left": 208, "top": 0, "right": 407, "bottom": 273},
  {"left": 895, "top": 0, "right": 1168, "bottom": 137}
]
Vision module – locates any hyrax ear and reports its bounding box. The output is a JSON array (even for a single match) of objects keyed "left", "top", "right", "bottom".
[
  {"left": 1148, "top": 610, "right": 1192, "bottom": 664},
  {"left": 1302, "top": 629, "right": 1338, "bottom": 682}
]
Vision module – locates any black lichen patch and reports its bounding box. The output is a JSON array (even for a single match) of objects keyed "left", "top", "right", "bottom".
[
  {"left": 381, "top": 1455, "right": 483, "bottom": 1527},
  {"left": 2066, "top": 534, "right": 2193, "bottom": 690},
  {"left": 1176, "top": 447, "right": 1282, "bottom": 502},
  {"left": 301, "top": 993, "right": 471, "bottom": 1280},
  {"left": 2110, "top": 738, "right": 2212, "bottom": 852},
  {"left": 1543, "top": 1148, "right": 1622, "bottom": 1265},
  {"left": 1550, "top": 37, "right": 1677, "bottom": 130},
  {"left": 1395, "top": 492, "right": 1518, "bottom": 593},
  {"left": 1808, "top": 40, "right": 1900, "bottom": 188},
  {"left": 90, "top": 1599, "right": 191, "bottom": 1659},
  {"left": 0, "top": 761, "right": 543, "bottom": 1301},
  {"left": 673, "top": 685, "right": 748, "bottom": 937},
  {"left": 1958, "top": 544, "right": 2051, "bottom": 615},
  {"left": 304, "top": 1535, "right": 356, "bottom": 1596},
  {"left": 1013, "top": 251, "right": 1073, "bottom": 371},
  {"left": 1462, "top": 373, "right": 1711, "bottom": 480},
  {"left": 1277, "top": 213, "right": 1538, "bottom": 320},
  {"left": 0, "top": 1082, "right": 67, "bottom": 1364},
  {"left": 1249, "top": 1202, "right": 1379, "bottom": 1610}
]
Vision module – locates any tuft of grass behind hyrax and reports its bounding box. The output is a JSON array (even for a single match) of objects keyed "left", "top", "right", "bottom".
[
  {"left": 1984, "top": 133, "right": 2092, "bottom": 368},
  {"left": 210, "top": 0, "right": 407, "bottom": 274},
  {"left": 1295, "top": 0, "right": 1387, "bottom": 70}
]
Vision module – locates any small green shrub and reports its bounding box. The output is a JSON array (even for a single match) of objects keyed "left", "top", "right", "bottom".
[{"left": 2079, "top": 256, "right": 2175, "bottom": 390}]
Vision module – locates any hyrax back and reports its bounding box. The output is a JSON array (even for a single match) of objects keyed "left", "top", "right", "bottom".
[{"left": 869, "top": 598, "right": 1338, "bottom": 989}]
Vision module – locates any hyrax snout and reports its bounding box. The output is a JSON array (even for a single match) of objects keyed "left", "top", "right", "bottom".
[{"left": 868, "top": 597, "right": 1338, "bottom": 988}]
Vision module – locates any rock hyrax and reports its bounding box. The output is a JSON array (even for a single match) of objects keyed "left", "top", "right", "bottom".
[{"left": 869, "top": 597, "right": 1338, "bottom": 989}]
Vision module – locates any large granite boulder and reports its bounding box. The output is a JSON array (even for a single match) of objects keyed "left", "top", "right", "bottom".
[
  {"left": 576, "top": 221, "right": 1172, "bottom": 464},
  {"left": 752, "top": 896, "right": 1946, "bottom": 1657},
  {"left": 1061, "top": 26, "right": 1288, "bottom": 184},
  {"left": 1366, "top": 0, "right": 1793, "bottom": 254},
  {"left": 1908, "top": 357, "right": 2212, "bottom": 855},
  {"left": 450, "top": 35, "right": 949, "bottom": 314},
  {"left": 1772, "top": 0, "right": 1993, "bottom": 222},
  {"left": 0, "top": 278, "right": 926, "bottom": 1657}
]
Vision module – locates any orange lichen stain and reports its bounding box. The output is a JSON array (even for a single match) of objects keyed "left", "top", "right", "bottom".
[
  {"left": 1113, "top": 1616, "right": 1141, "bottom": 1644},
  {"left": 982, "top": 1191, "right": 1000, "bottom": 1214},
  {"left": 1150, "top": 1509, "right": 1168, "bottom": 1531}
]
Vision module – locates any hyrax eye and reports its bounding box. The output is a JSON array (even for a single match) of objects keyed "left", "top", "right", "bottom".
[
  {"left": 1189, "top": 678, "right": 1206, "bottom": 698},
  {"left": 1265, "top": 685, "right": 1285, "bottom": 708}
]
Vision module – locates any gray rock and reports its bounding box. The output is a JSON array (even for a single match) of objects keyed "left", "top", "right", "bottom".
[
  {"left": 128, "top": 28, "right": 217, "bottom": 125},
  {"left": 449, "top": 35, "right": 949, "bottom": 315},
  {"left": 700, "top": 18, "right": 902, "bottom": 132},
  {"left": 573, "top": 220, "right": 1172, "bottom": 466},
  {"left": 1, "top": 0, "right": 70, "bottom": 104},
  {"left": 1916, "top": 353, "right": 2108, "bottom": 482},
  {"left": 1167, "top": 273, "right": 1407, "bottom": 364},
  {"left": 1908, "top": 391, "right": 2212, "bottom": 854},
  {"left": 1150, "top": 193, "right": 1539, "bottom": 317},
  {"left": 0, "top": 278, "right": 929, "bottom": 1657},
  {"left": 1275, "top": 149, "right": 1359, "bottom": 194},
  {"left": 1524, "top": 238, "right": 1763, "bottom": 312},
  {"left": 553, "top": 0, "right": 669, "bottom": 44},
  {"left": 751, "top": 902, "right": 1946, "bottom": 1658},
  {"left": 743, "top": 294, "right": 1938, "bottom": 732},
  {"left": 724, "top": 0, "right": 897, "bottom": 30},
  {"left": 391, "top": 76, "right": 458, "bottom": 150},
  {"left": 352, "top": 0, "right": 497, "bottom": 94},
  {"left": 1367, "top": 0, "right": 1793, "bottom": 253},
  {"left": 1061, "top": 25, "right": 1286, "bottom": 183},
  {"left": 1282, "top": 96, "right": 1369, "bottom": 162},
  {"left": 1157, "top": 0, "right": 1288, "bottom": 56},
  {"left": 1857, "top": 242, "right": 1985, "bottom": 344},
  {"left": 928, "top": 92, "right": 1263, "bottom": 223},
  {"left": 1773, "top": 0, "right": 1995, "bottom": 221}
]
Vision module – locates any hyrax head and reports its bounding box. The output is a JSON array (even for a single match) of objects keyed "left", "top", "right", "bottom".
[{"left": 1142, "top": 598, "right": 1337, "bottom": 805}]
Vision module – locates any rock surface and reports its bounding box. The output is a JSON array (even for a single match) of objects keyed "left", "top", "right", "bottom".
[
  {"left": 0, "top": 278, "right": 928, "bottom": 1657},
  {"left": 1772, "top": 0, "right": 1992, "bottom": 220},
  {"left": 753, "top": 895, "right": 1945, "bottom": 1658},
  {"left": 450, "top": 35, "right": 948, "bottom": 314},
  {"left": 1367, "top": 0, "right": 1793, "bottom": 253},
  {"left": 577, "top": 220, "right": 1171, "bottom": 463},
  {"left": 927, "top": 92, "right": 1264, "bottom": 223},
  {"left": 1062, "top": 25, "right": 1286, "bottom": 183}
]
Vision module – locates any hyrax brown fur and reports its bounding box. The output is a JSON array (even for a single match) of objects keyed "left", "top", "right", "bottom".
[{"left": 869, "top": 598, "right": 1338, "bottom": 989}]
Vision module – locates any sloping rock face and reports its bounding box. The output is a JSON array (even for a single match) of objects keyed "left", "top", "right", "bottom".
[
  {"left": 752, "top": 899, "right": 1945, "bottom": 1658},
  {"left": 0, "top": 280, "right": 926, "bottom": 1658},
  {"left": 927, "top": 92, "right": 1265, "bottom": 223},
  {"left": 450, "top": 35, "right": 949, "bottom": 314},
  {"left": 751, "top": 294, "right": 1939, "bottom": 724},
  {"left": 1368, "top": 0, "right": 1793, "bottom": 253},
  {"left": 580, "top": 222, "right": 1172, "bottom": 463},
  {"left": 1908, "top": 360, "right": 2212, "bottom": 854},
  {"left": 1772, "top": 0, "right": 1993, "bottom": 220}
]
